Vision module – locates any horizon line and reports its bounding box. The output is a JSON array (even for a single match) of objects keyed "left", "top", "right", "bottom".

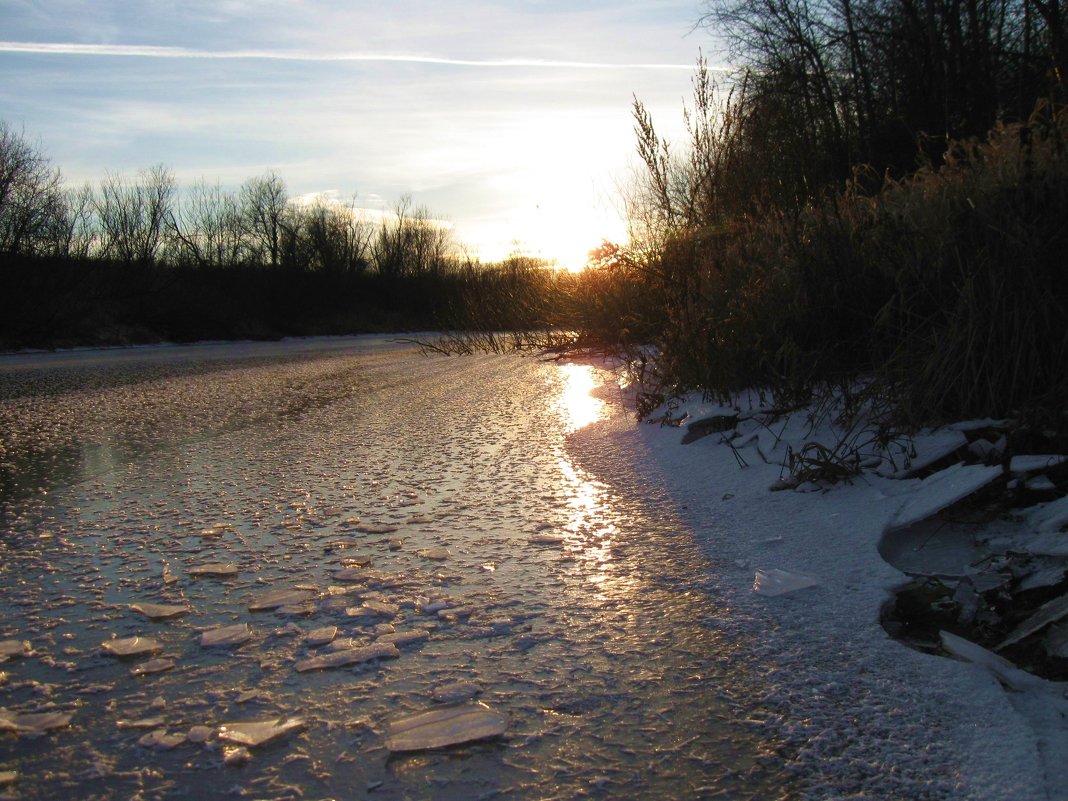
[{"left": 0, "top": 41, "right": 704, "bottom": 71}]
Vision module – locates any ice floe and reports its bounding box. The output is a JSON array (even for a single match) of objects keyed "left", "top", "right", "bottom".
[
  {"left": 101, "top": 636, "right": 163, "bottom": 658},
  {"left": 247, "top": 589, "right": 316, "bottom": 611},
  {"left": 293, "top": 643, "right": 399, "bottom": 672},
  {"left": 200, "top": 624, "right": 251, "bottom": 647},
  {"left": 217, "top": 717, "right": 305, "bottom": 747},
  {"left": 384, "top": 702, "right": 508, "bottom": 752},
  {"left": 0, "top": 708, "right": 73, "bottom": 734},
  {"left": 130, "top": 602, "right": 189, "bottom": 620},
  {"left": 188, "top": 563, "right": 239, "bottom": 577}
]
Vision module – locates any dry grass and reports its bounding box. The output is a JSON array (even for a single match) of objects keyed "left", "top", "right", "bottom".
[{"left": 618, "top": 97, "right": 1068, "bottom": 430}]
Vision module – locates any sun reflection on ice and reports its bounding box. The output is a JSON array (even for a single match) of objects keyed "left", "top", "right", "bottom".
[
  {"left": 559, "top": 455, "right": 616, "bottom": 570},
  {"left": 556, "top": 363, "right": 606, "bottom": 433},
  {"left": 551, "top": 361, "right": 639, "bottom": 596}
]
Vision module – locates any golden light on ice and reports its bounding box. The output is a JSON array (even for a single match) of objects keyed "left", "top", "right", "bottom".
[
  {"left": 558, "top": 455, "right": 617, "bottom": 563},
  {"left": 556, "top": 363, "right": 606, "bottom": 433}
]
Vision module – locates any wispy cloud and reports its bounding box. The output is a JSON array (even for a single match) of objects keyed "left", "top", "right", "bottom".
[
  {"left": 0, "top": 41, "right": 697, "bottom": 70},
  {"left": 0, "top": 0, "right": 710, "bottom": 265}
]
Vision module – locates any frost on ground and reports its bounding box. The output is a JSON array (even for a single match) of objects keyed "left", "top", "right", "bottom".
[{"left": 569, "top": 386, "right": 1067, "bottom": 801}]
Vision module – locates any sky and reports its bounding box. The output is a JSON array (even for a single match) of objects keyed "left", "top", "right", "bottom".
[{"left": 0, "top": 1, "right": 724, "bottom": 269}]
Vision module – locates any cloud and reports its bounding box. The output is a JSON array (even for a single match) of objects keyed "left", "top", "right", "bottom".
[
  {"left": 0, "top": 0, "right": 718, "bottom": 264},
  {"left": 0, "top": 41, "right": 702, "bottom": 70}
]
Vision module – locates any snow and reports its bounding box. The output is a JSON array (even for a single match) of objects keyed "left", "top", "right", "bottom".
[{"left": 568, "top": 386, "right": 1068, "bottom": 801}]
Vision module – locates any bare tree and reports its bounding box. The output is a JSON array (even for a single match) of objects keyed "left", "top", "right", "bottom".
[
  {"left": 299, "top": 195, "right": 376, "bottom": 274},
  {"left": 48, "top": 184, "right": 97, "bottom": 259},
  {"left": 95, "top": 164, "right": 175, "bottom": 264},
  {"left": 169, "top": 180, "right": 247, "bottom": 268},
  {"left": 698, "top": 0, "right": 1059, "bottom": 182},
  {"left": 374, "top": 196, "right": 455, "bottom": 277},
  {"left": 0, "top": 122, "right": 65, "bottom": 256},
  {"left": 241, "top": 171, "right": 289, "bottom": 268}
]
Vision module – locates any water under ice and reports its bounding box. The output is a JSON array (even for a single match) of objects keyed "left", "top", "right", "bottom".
[{"left": 0, "top": 337, "right": 784, "bottom": 801}]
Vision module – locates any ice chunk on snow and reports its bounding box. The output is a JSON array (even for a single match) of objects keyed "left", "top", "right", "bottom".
[
  {"left": 1018, "top": 564, "right": 1066, "bottom": 592},
  {"left": 881, "top": 429, "right": 968, "bottom": 477},
  {"left": 117, "top": 716, "right": 165, "bottom": 729},
  {"left": 1010, "top": 527, "right": 1068, "bottom": 557},
  {"left": 130, "top": 658, "right": 176, "bottom": 677},
  {"left": 138, "top": 729, "right": 185, "bottom": 750},
  {"left": 885, "top": 463, "right": 1003, "bottom": 531},
  {"left": 305, "top": 626, "right": 337, "bottom": 646},
  {"left": 940, "top": 631, "right": 1068, "bottom": 704},
  {"left": 1044, "top": 623, "right": 1068, "bottom": 658},
  {"left": 1025, "top": 474, "right": 1058, "bottom": 492},
  {"left": 332, "top": 567, "right": 367, "bottom": 581},
  {"left": 752, "top": 568, "right": 819, "bottom": 596},
  {"left": 1028, "top": 494, "right": 1068, "bottom": 534},
  {"left": 432, "top": 682, "right": 481, "bottom": 703},
  {"left": 996, "top": 593, "right": 1068, "bottom": 651},
  {"left": 376, "top": 629, "right": 430, "bottom": 647},
  {"left": 1010, "top": 455, "right": 1068, "bottom": 476},
  {"left": 354, "top": 523, "right": 398, "bottom": 534},
  {"left": 385, "top": 702, "right": 508, "bottom": 752},
  {"left": 347, "top": 601, "right": 398, "bottom": 618},
  {"left": 187, "top": 725, "right": 212, "bottom": 743}
]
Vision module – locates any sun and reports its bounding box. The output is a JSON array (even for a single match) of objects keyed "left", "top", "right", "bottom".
[
  {"left": 461, "top": 139, "right": 629, "bottom": 271},
  {"left": 477, "top": 204, "right": 626, "bottom": 273}
]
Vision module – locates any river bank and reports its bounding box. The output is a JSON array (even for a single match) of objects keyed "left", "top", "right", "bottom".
[{"left": 576, "top": 381, "right": 1068, "bottom": 800}]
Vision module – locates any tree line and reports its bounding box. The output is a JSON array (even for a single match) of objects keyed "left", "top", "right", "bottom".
[
  {"left": 0, "top": 123, "right": 458, "bottom": 277},
  {"left": 0, "top": 121, "right": 586, "bottom": 350},
  {"left": 686, "top": 0, "right": 1066, "bottom": 211}
]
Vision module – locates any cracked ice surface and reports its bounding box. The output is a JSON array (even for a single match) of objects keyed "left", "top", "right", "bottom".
[{"left": 0, "top": 337, "right": 784, "bottom": 800}]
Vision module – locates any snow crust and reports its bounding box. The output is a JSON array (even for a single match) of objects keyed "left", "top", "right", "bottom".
[{"left": 569, "top": 389, "right": 1067, "bottom": 801}]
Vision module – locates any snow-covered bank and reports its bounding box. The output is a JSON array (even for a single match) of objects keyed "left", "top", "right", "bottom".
[{"left": 569, "top": 384, "right": 1068, "bottom": 801}]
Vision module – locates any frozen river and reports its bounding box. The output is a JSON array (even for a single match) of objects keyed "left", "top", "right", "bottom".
[{"left": 0, "top": 337, "right": 785, "bottom": 800}]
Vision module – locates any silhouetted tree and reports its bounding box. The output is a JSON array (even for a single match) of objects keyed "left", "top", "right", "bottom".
[
  {"left": 374, "top": 196, "right": 455, "bottom": 277},
  {"left": 241, "top": 172, "right": 289, "bottom": 269},
  {"left": 49, "top": 184, "right": 96, "bottom": 259},
  {"left": 0, "top": 122, "right": 64, "bottom": 256},
  {"left": 299, "top": 196, "right": 376, "bottom": 274},
  {"left": 169, "top": 180, "right": 247, "bottom": 268},
  {"left": 699, "top": 0, "right": 1065, "bottom": 188},
  {"left": 95, "top": 164, "right": 175, "bottom": 264}
]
